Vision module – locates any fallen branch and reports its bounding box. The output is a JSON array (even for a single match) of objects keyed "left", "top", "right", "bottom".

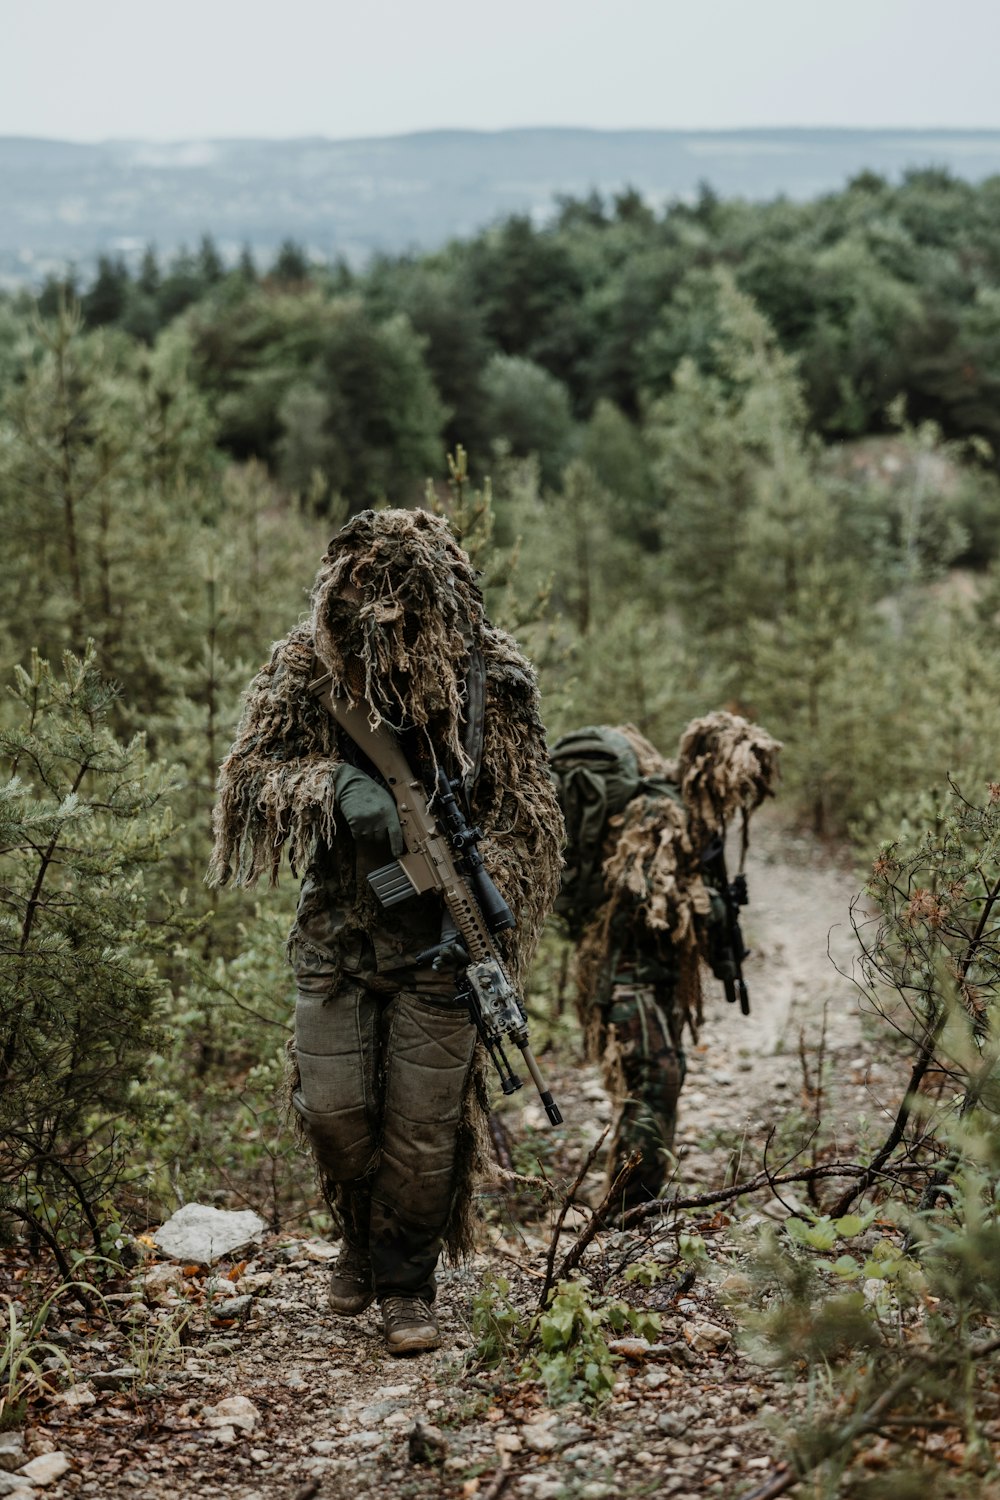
[
  {"left": 537, "top": 1126, "right": 609, "bottom": 1310},
  {"left": 546, "top": 1151, "right": 644, "bottom": 1291},
  {"left": 828, "top": 1008, "right": 947, "bottom": 1219},
  {"left": 479, "top": 1471, "right": 512, "bottom": 1500},
  {"left": 618, "top": 1158, "right": 925, "bottom": 1228}
]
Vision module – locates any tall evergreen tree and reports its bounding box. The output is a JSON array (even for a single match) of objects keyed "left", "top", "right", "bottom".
[{"left": 0, "top": 649, "right": 176, "bottom": 1261}]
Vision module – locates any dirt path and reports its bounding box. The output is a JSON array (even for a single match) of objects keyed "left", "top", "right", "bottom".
[
  {"left": 679, "top": 808, "right": 880, "bottom": 1185},
  {"left": 10, "top": 815, "right": 885, "bottom": 1500}
]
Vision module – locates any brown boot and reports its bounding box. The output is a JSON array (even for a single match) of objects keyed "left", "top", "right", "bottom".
[
  {"left": 381, "top": 1295, "right": 441, "bottom": 1355},
  {"left": 328, "top": 1242, "right": 374, "bottom": 1315}
]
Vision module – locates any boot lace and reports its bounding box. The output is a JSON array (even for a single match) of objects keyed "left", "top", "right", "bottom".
[{"left": 383, "top": 1294, "right": 433, "bottom": 1324}]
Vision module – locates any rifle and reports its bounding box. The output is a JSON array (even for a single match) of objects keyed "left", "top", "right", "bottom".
[
  {"left": 311, "top": 675, "right": 563, "bottom": 1126},
  {"left": 699, "top": 833, "right": 751, "bottom": 1016}
]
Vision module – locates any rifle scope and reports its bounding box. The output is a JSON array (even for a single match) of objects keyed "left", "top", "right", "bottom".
[{"left": 436, "top": 771, "right": 515, "bottom": 932}]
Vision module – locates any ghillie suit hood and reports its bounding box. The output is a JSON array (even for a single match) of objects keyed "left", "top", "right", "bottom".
[
  {"left": 209, "top": 507, "right": 564, "bottom": 1256},
  {"left": 310, "top": 505, "right": 485, "bottom": 779},
  {"left": 673, "top": 709, "right": 783, "bottom": 862},
  {"left": 559, "top": 712, "right": 781, "bottom": 1057}
]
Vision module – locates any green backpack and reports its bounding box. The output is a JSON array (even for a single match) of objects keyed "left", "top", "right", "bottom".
[{"left": 550, "top": 726, "right": 678, "bottom": 934}]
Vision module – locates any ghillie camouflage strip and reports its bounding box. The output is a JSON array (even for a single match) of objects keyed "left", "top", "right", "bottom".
[
  {"left": 574, "top": 711, "right": 781, "bottom": 1060},
  {"left": 309, "top": 506, "right": 483, "bottom": 777},
  {"left": 675, "top": 710, "right": 783, "bottom": 852},
  {"left": 575, "top": 790, "right": 707, "bottom": 1045},
  {"left": 208, "top": 625, "right": 340, "bottom": 889},
  {"left": 209, "top": 508, "right": 563, "bottom": 1257}
]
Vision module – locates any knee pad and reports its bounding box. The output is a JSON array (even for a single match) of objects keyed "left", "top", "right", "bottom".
[
  {"left": 293, "top": 979, "right": 379, "bottom": 1181},
  {"left": 375, "top": 994, "right": 477, "bottom": 1230}
]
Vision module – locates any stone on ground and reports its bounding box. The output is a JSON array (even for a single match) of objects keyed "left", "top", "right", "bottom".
[{"left": 153, "top": 1204, "right": 267, "bottom": 1265}]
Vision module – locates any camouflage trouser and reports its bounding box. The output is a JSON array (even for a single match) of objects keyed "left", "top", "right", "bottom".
[
  {"left": 290, "top": 867, "right": 476, "bottom": 1300},
  {"left": 606, "top": 982, "right": 685, "bottom": 1203}
]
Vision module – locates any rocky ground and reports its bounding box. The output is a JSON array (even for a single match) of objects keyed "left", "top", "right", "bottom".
[{"left": 4, "top": 812, "right": 899, "bottom": 1500}]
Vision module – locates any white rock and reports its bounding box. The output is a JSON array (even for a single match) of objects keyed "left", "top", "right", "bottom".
[
  {"left": 91, "top": 1367, "right": 139, "bottom": 1391},
  {"left": 207, "top": 1294, "right": 251, "bottom": 1324},
  {"left": 238, "top": 1272, "right": 274, "bottom": 1292},
  {"left": 203, "top": 1395, "right": 261, "bottom": 1433},
  {"left": 532, "top": 1482, "right": 565, "bottom": 1500},
  {"left": 298, "top": 1238, "right": 337, "bottom": 1260},
  {"left": 211, "top": 1425, "right": 237, "bottom": 1445},
  {"left": 0, "top": 1477, "right": 33, "bottom": 1499},
  {"left": 683, "top": 1320, "right": 732, "bottom": 1354},
  {"left": 204, "top": 1276, "right": 240, "bottom": 1299},
  {"left": 143, "top": 1262, "right": 187, "bottom": 1302},
  {"left": 495, "top": 1432, "right": 522, "bottom": 1455},
  {"left": 19, "top": 1452, "right": 71, "bottom": 1485},
  {"left": 521, "top": 1420, "right": 558, "bottom": 1454},
  {"left": 58, "top": 1382, "right": 97, "bottom": 1407},
  {"left": 153, "top": 1204, "right": 266, "bottom": 1265}
]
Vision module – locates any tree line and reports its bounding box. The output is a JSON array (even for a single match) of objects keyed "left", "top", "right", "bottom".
[{"left": 15, "top": 166, "right": 1000, "bottom": 540}]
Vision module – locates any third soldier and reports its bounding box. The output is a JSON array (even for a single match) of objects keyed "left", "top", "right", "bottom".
[{"left": 549, "top": 713, "right": 781, "bottom": 1209}]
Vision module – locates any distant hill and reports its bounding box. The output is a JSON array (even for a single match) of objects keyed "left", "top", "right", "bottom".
[{"left": 3, "top": 127, "right": 1000, "bottom": 287}]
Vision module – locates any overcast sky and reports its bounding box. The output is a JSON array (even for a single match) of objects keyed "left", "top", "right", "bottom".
[{"left": 5, "top": 0, "right": 999, "bottom": 142}]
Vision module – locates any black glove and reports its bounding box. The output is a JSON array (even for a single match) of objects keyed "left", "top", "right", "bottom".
[{"left": 332, "top": 764, "right": 404, "bottom": 856}]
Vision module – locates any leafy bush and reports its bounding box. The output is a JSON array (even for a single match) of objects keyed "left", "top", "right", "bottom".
[
  {"left": 471, "top": 1272, "right": 660, "bottom": 1404},
  {"left": 739, "top": 784, "right": 1000, "bottom": 1494}
]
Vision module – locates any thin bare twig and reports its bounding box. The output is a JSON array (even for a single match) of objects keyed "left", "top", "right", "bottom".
[
  {"left": 618, "top": 1158, "right": 926, "bottom": 1229},
  {"left": 537, "top": 1126, "right": 609, "bottom": 1309},
  {"left": 548, "top": 1151, "right": 644, "bottom": 1289},
  {"left": 479, "top": 1471, "right": 512, "bottom": 1500}
]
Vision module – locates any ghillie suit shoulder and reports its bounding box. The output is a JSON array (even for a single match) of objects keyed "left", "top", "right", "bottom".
[
  {"left": 207, "top": 623, "right": 342, "bottom": 889},
  {"left": 474, "top": 622, "right": 564, "bottom": 984}
]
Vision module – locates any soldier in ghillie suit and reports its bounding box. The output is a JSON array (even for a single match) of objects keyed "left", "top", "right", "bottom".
[
  {"left": 209, "top": 509, "right": 562, "bottom": 1353},
  {"left": 550, "top": 713, "right": 781, "bottom": 1208}
]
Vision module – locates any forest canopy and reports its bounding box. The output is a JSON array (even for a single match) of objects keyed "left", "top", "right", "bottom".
[{"left": 13, "top": 167, "right": 1000, "bottom": 515}]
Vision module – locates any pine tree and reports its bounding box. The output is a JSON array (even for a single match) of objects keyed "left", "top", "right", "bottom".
[{"left": 0, "top": 649, "right": 178, "bottom": 1263}]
